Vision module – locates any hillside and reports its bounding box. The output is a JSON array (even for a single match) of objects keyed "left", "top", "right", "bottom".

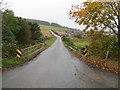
[
  {"left": 40, "top": 25, "right": 69, "bottom": 31},
  {"left": 26, "top": 19, "right": 51, "bottom": 26},
  {"left": 26, "top": 18, "right": 78, "bottom": 31}
]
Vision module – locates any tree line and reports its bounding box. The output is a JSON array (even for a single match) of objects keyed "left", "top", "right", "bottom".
[
  {"left": 27, "top": 18, "right": 78, "bottom": 31},
  {"left": 2, "top": 9, "right": 44, "bottom": 58}
]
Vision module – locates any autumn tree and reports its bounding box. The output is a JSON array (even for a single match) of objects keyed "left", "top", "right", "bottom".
[
  {"left": 69, "top": 1, "right": 119, "bottom": 58},
  {"left": 69, "top": 2, "right": 119, "bottom": 40}
]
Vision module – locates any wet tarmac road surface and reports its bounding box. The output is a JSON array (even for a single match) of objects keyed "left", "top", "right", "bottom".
[{"left": 2, "top": 30, "right": 118, "bottom": 88}]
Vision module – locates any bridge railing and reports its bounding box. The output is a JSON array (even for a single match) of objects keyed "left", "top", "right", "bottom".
[{"left": 20, "top": 43, "right": 43, "bottom": 57}]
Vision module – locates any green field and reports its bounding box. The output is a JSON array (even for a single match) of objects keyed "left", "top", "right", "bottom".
[
  {"left": 39, "top": 25, "right": 69, "bottom": 31},
  {"left": 62, "top": 36, "right": 91, "bottom": 54},
  {"left": 70, "top": 38, "right": 91, "bottom": 48}
]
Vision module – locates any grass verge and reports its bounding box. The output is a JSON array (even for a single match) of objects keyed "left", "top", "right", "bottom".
[
  {"left": 62, "top": 37, "right": 119, "bottom": 74},
  {"left": 2, "top": 36, "right": 56, "bottom": 71}
]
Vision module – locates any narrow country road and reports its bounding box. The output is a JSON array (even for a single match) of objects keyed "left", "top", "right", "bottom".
[{"left": 3, "top": 30, "right": 118, "bottom": 88}]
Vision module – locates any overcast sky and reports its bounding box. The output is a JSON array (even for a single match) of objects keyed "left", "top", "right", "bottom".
[{"left": 5, "top": 0, "right": 87, "bottom": 30}]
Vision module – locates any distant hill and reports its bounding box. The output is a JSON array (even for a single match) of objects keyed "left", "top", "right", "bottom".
[
  {"left": 26, "top": 19, "right": 51, "bottom": 26},
  {"left": 26, "top": 18, "right": 78, "bottom": 31}
]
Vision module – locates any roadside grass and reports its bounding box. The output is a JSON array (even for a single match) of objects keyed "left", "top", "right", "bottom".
[
  {"left": 2, "top": 36, "right": 56, "bottom": 70},
  {"left": 44, "top": 36, "right": 56, "bottom": 46},
  {"left": 39, "top": 25, "right": 69, "bottom": 31},
  {"left": 62, "top": 37, "right": 90, "bottom": 56},
  {"left": 62, "top": 37, "right": 119, "bottom": 73}
]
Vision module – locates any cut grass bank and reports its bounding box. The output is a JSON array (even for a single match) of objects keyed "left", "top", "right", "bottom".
[
  {"left": 62, "top": 37, "right": 119, "bottom": 73},
  {"left": 2, "top": 36, "right": 56, "bottom": 70}
]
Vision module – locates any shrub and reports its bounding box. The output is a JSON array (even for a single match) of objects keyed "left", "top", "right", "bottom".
[
  {"left": 89, "top": 35, "right": 118, "bottom": 59},
  {"left": 62, "top": 36, "right": 74, "bottom": 46},
  {"left": 74, "top": 33, "right": 82, "bottom": 38},
  {"left": 2, "top": 43, "right": 17, "bottom": 58}
]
